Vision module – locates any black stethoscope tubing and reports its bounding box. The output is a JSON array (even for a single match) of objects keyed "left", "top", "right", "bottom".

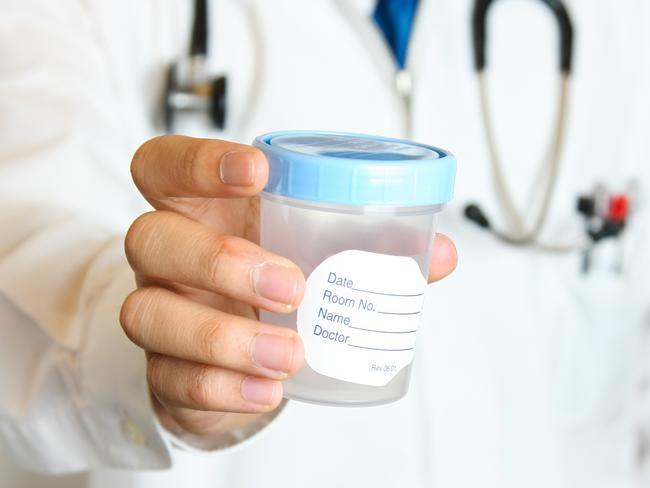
[
  {"left": 465, "top": 0, "right": 581, "bottom": 251},
  {"left": 472, "top": 0, "right": 573, "bottom": 74}
]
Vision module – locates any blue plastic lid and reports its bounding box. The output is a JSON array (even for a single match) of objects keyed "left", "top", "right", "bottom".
[{"left": 254, "top": 131, "right": 456, "bottom": 207}]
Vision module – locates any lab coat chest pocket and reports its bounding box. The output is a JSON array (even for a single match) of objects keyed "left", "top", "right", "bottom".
[{"left": 551, "top": 210, "right": 649, "bottom": 433}]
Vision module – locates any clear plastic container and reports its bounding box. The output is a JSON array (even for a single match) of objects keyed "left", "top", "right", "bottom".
[{"left": 254, "top": 131, "right": 456, "bottom": 406}]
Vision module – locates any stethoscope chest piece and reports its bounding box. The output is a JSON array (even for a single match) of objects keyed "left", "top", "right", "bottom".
[
  {"left": 163, "top": 0, "right": 227, "bottom": 132},
  {"left": 164, "top": 55, "right": 227, "bottom": 132}
]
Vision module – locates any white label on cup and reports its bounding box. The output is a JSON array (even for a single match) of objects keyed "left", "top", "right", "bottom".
[{"left": 297, "top": 250, "right": 426, "bottom": 386}]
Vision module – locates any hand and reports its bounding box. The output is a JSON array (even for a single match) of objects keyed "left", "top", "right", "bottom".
[{"left": 120, "top": 135, "right": 457, "bottom": 442}]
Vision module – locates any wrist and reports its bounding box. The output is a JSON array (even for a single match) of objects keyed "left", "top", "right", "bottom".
[{"left": 151, "top": 393, "right": 287, "bottom": 452}]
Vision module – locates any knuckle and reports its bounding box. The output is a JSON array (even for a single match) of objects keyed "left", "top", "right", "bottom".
[
  {"left": 124, "top": 211, "right": 158, "bottom": 265},
  {"left": 176, "top": 138, "right": 207, "bottom": 187},
  {"left": 130, "top": 145, "right": 147, "bottom": 183},
  {"left": 196, "top": 316, "right": 228, "bottom": 363},
  {"left": 192, "top": 138, "right": 222, "bottom": 165},
  {"left": 187, "top": 365, "right": 219, "bottom": 409},
  {"left": 146, "top": 354, "right": 166, "bottom": 395},
  {"left": 119, "top": 290, "right": 139, "bottom": 336},
  {"left": 205, "top": 235, "right": 236, "bottom": 284},
  {"left": 130, "top": 136, "right": 162, "bottom": 184},
  {"left": 119, "top": 287, "right": 159, "bottom": 343}
]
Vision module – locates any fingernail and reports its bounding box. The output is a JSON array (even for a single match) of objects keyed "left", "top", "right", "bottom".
[
  {"left": 219, "top": 152, "right": 255, "bottom": 186},
  {"left": 251, "top": 334, "right": 296, "bottom": 375},
  {"left": 241, "top": 376, "right": 279, "bottom": 406},
  {"left": 251, "top": 263, "right": 299, "bottom": 306}
]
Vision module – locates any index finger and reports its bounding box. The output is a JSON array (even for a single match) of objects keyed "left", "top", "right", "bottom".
[{"left": 131, "top": 135, "right": 268, "bottom": 202}]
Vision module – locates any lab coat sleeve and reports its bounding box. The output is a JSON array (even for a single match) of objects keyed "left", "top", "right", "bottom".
[
  {"left": 0, "top": 1, "right": 280, "bottom": 474},
  {"left": 0, "top": 225, "right": 172, "bottom": 474},
  {"left": 0, "top": 0, "right": 173, "bottom": 474}
]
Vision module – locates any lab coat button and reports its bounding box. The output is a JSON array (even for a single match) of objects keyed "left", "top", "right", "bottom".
[{"left": 121, "top": 418, "right": 146, "bottom": 446}]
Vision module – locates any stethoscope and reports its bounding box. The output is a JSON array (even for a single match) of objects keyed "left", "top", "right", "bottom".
[
  {"left": 464, "top": 0, "right": 632, "bottom": 272},
  {"left": 464, "top": 0, "right": 580, "bottom": 252},
  {"left": 164, "top": 0, "right": 632, "bottom": 265},
  {"left": 163, "top": 0, "right": 226, "bottom": 132}
]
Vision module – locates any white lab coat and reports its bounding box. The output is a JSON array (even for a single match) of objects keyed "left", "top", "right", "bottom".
[{"left": 1, "top": 0, "right": 650, "bottom": 487}]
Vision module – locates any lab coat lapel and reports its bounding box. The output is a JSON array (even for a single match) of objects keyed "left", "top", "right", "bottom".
[{"left": 331, "top": 0, "right": 396, "bottom": 85}]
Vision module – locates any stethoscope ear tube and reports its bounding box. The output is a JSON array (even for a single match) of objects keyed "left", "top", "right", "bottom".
[
  {"left": 468, "top": 0, "right": 580, "bottom": 253},
  {"left": 472, "top": 0, "right": 574, "bottom": 73}
]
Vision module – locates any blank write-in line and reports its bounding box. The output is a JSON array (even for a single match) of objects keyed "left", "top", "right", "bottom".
[
  {"left": 347, "top": 344, "right": 414, "bottom": 352},
  {"left": 350, "top": 287, "right": 424, "bottom": 297},
  {"left": 349, "top": 326, "right": 417, "bottom": 334},
  {"left": 376, "top": 311, "right": 421, "bottom": 316}
]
